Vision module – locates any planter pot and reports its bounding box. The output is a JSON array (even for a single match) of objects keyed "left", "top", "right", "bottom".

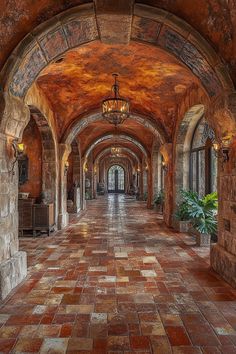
[
  {"left": 192, "top": 229, "right": 211, "bottom": 246},
  {"left": 154, "top": 204, "right": 163, "bottom": 213},
  {"left": 175, "top": 220, "right": 191, "bottom": 233}
]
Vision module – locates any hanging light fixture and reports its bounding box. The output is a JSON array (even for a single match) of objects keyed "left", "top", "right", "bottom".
[
  {"left": 111, "top": 147, "right": 121, "bottom": 155},
  {"left": 102, "top": 73, "right": 130, "bottom": 126}
]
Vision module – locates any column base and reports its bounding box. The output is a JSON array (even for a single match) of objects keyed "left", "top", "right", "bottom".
[
  {"left": 211, "top": 244, "right": 236, "bottom": 288},
  {"left": 58, "top": 212, "right": 69, "bottom": 230},
  {"left": 0, "top": 251, "right": 27, "bottom": 300}
]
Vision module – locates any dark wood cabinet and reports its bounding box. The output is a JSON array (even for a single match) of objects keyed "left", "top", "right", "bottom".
[
  {"left": 18, "top": 200, "right": 55, "bottom": 236},
  {"left": 33, "top": 204, "right": 54, "bottom": 236},
  {"left": 18, "top": 198, "right": 35, "bottom": 236}
]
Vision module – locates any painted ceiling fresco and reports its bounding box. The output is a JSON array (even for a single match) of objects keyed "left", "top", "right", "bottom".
[
  {"left": 36, "top": 40, "right": 199, "bottom": 140},
  {"left": 0, "top": 0, "right": 235, "bottom": 83}
]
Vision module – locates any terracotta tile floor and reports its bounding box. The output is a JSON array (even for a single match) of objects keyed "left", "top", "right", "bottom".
[{"left": 1, "top": 194, "right": 236, "bottom": 353}]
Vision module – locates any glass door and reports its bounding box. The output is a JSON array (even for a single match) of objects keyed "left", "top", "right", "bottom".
[{"left": 108, "top": 165, "right": 125, "bottom": 193}]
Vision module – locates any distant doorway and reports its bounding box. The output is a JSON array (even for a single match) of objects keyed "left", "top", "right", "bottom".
[{"left": 108, "top": 165, "right": 125, "bottom": 193}]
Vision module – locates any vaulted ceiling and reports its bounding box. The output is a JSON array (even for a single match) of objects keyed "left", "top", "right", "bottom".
[
  {"left": 36, "top": 40, "right": 198, "bottom": 142},
  {"left": 1, "top": 0, "right": 235, "bottom": 83},
  {"left": 1, "top": 0, "right": 234, "bottom": 162}
]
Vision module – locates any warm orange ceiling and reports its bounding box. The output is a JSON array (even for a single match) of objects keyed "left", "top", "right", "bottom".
[
  {"left": 36, "top": 40, "right": 199, "bottom": 140},
  {"left": 0, "top": 1, "right": 235, "bottom": 83}
]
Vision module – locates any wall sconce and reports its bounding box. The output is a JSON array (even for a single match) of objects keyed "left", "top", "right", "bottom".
[
  {"left": 94, "top": 166, "right": 97, "bottom": 175},
  {"left": 213, "top": 135, "right": 232, "bottom": 163},
  {"left": 64, "top": 161, "right": 69, "bottom": 176},
  {"left": 162, "top": 160, "right": 168, "bottom": 172},
  {"left": 10, "top": 139, "right": 25, "bottom": 175},
  {"left": 84, "top": 163, "right": 88, "bottom": 173},
  {"left": 145, "top": 164, "right": 148, "bottom": 171}
]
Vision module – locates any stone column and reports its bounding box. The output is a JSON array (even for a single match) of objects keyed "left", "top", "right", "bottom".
[
  {"left": 40, "top": 131, "right": 58, "bottom": 226},
  {"left": 72, "top": 152, "right": 81, "bottom": 213},
  {"left": 152, "top": 144, "right": 159, "bottom": 203},
  {"left": 147, "top": 157, "right": 153, "bottom": 209},
  {"left": 211, "top": 139, "right": 236, "bottom": 287},
  {"left": 0, "top": 134, "right": 27, "bottom": 299},
  {"left": 80, "top": 158, "right": 86, "bottom": 210},
  {"left": 160, "top": 143, "right": 173, "bottom": 227},
  {"left": 139, "top": 164, "right": 144, "bottom": 199},
  {"left": 93, "top": 164, "right": 97, "bottom": 199},
  {"left": 58, "top": 144, "right": 71, "bottom": 229},
  {"left": 208, "top": 98, "right": 236, "bottom": 287}
]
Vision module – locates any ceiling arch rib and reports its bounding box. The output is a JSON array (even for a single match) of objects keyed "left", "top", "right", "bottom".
[
  {"left": 84, "top": 134, "right": 147, "bottom": 159},
  {"left": 62, "top": 111, "right": 167, "bottom": 146},
  {"left": 100, "top": 155, "right": 135, "bottom": 171},
  {"left": 2, "top": 3, "right": 232, "bottom": 101},
  {"left": 94, "top": 147, "right": 140, "bottom": 166}
]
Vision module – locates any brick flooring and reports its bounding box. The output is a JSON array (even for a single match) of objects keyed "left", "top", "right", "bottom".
[{"left": 0, "top": 195, "right": 236, "bottom": 353}]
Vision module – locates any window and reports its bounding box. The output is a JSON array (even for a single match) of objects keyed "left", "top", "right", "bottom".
[{"left": 190, "top": 117, "right": 217, "bottom": 196}]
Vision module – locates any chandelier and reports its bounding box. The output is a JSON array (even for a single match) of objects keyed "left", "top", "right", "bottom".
[
  {"left": 102, "top": 74, "right": 130, "bottom": 126},
  {"left": 111, "top": 147, "right": 121, "bottom": 155}
]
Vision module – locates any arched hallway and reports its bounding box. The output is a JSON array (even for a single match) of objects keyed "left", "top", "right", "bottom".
[{"left": 0, "top": 195, "right": 235, "bottom": 353}]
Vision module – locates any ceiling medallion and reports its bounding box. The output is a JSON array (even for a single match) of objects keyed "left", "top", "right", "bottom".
[{"left": 102, "top": 73, "right": 130, "bottom": 126}]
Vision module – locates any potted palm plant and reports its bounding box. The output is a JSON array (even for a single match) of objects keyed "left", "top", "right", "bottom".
[
  {"left": 181, "top": 190, "right": 218, "bottom": 246},
  {"left": 154, "top": 189, "right": 164, "bottom": 213},
  {"left": 174, "top": 192, "right": 191, "bottom": 232}
]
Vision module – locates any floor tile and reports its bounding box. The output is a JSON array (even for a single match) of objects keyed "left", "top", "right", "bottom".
[{"left": 0, "top": 194, "right": 234, "bottom": 354}]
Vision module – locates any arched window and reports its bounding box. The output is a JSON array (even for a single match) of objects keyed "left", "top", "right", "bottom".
[
  {"left": 108, "top": 165, "right": 125, "bottom": 193},
  {"left": 190, "top": 117, "right": 217, "bottom": 196}
]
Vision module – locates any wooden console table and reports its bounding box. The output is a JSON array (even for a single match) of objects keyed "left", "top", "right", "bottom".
[
  {"left": 33, "top": 203, "right": 55, "bottom": 236},
  {"left": 18, "top": 198, "right": 35, "bottom": 236},
  {"left": 18, "top": 200, "right": 55, "bottom": 236}
]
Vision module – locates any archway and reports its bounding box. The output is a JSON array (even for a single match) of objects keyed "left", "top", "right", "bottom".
[
  {"left": 0, "top": 1, "right": 236, "bottom": 301},
  {"left": 174, "top": 104, "right": 205, "bottom": 207}
]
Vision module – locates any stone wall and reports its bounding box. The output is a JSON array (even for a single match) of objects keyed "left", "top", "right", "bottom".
[
  {"left": 0, "top": 134, "right": 27, "bottom": 299},
  {"left": 211, "top": 141, "right": 236, "bottom": 287}
]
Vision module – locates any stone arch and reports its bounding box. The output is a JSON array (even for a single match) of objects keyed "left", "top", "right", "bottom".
[
  {"left": 84, "top": 134, "right": 148, "bottom": 160},
  {"left": 29, "top": 106, "right": 58, "bottom": 225},
  {"left": 94, "top": 148, "right": 139, "bottom": 196},
  {"left": 94, "top": 147, "right": 140, "bottom": 166},
  {"left": 62, "top": 111, "right": 167, "bottom": 146},
  {"left": 0, "top": 3, "right": 233, "bottom": 104},
  {"left": 174, "top": 104, "right": 205, "bottom": 205}
]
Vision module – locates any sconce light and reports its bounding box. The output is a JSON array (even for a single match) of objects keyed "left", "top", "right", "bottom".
[
  {"left": 84, "top": 163, "right": 88, "bottom": 173},
  {"left": 137, "top": 167, "right": 141, "bottom": 173},
  {"left": 145, "top": 164, "right": 148, "bottom": 171},
  {"left": 212, "top": 135, "right": 232, "bottom": 163},
  {"left": 10, "top": 139, "right": 25, "bottom": 175},
  {"left": 94, "top": 166, "right": 97, "bottom": 175},
  {"left": 162, "top": 160, "right": 168, "bottom": 172},
  {"left": 64, "top": 161, "right": 69, "bottom": 176}
]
